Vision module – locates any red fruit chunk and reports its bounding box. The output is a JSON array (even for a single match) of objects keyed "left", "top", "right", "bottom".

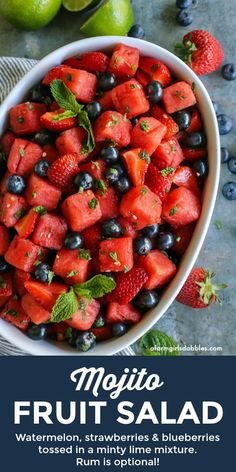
[
  {"left": 111, "top": 79, "right": 149, "bottom": 119},
  {"left": 99, "top": 237, "right": 133, "bottom": 273},
  {"left": 0, "top": 171, "right": 10, "bottom": 195},
  {"left": 0, "top": 273, "right": 12, "bottom": 308},
  {"left": 91, "top": 326, "right": 112, "bottom": 341},
  {"left": 173, "top": 166, "right": 200, "bottom": 197},
  {"left": 13, "top": 269, "right": 31, "bottom": 297},
  {"left": 186, "top": 108, "right": 202, "bottom": 134},
  {"left": 108, "top": 44, "right": 140, "bottom": 80},
  {"left": 162, "top": 187, "right": 201, "bottom": 228},
  {"left": 25, "top": 173, "right": 61, "bottom": 211},
  {"left": 95, "top": 186, "right": 119, "bottom": 221},
  {"left": 80, "top": 159, "right": 106, "bottom": 180},
  {"left": 162, "top": 81, "right": 197, "bottom": 114},
  {"left": 151, "top": 105, "right": 179, "bottom": 140},
  {"left": 14, "top": 208, "right": 39, "bottom": 238},
  {"left": 9, "top": 102, "right": 46, "bottom": 136},
  {"left": 106, "top": 302, "right": 141, "bottom": 324},
  {"left": 138, "top": 249, "right": 177, "bottom": 289},
  {"left": 180, "top": 30, "right": 224, "bottom": 76},
  {"left": 0, "top": 225, "right": 10, "bottom": 255},
  {"left": 1, "top": 297, "right": 30, "bottom": 331},
  {"left": 24, "top": 280, "right": 68, "bottom": 311},
  {"left": 136, "top": 69, "right": 149, "bottom": 87},
  {"left": 2, "top": 193, "right": 28, "bottom": 228},
  {"left": 131, "top": 117, "right": 167, "bottom": 155},
  {"left": 56, "top": 127, "right": 89, "bottom": 161},
  {"left": 111, "top": 267, "right": 148, "bottom": 304},
  {"left": 47, "top": 154, "right": 78, "bottom": 190},
  {"left": 82, "top": 224, "right": 101, "bottom": 255},
  {"left": 61, "top": 190, "right": 102, "bottom": 232},
  {"left": 5, "top": 236, "right": 46, "bottom": 272},
  {"left": 53, "top": 248, "right": 91, "bottom": 285},
  {"left": 42, "top": 144, "right": 59, "bottom": 163},
  {"left": 182, "top": 148, "right": 207, "bottom": 161},
  {"left": 32, "top": 214, "right": 67, "bottom": 250},
  {"left": 97, "top": 90, "right": 114, "bottom": 111},
  {"left": 63, "top": 51, "right": 109, "bottom": 73},
  {"left": 49, "top": 322, "right": 68, "bottom": 341},
  {"left": 173, "top": 223, "right": 195, "bottom": 255},
  {"left": 122, "top": 148, "right": 149, "bottom": 186},
  {"left": 93, "top": 111, "right": 132, "bottom": 148},
  {"left": 139, "top": 57, "right": 171, "bottom": 87},
  {"left": 152, "top": 137, "right": 184, "bottom": 169},
  {"left": 8, "top": 139, "right": 42, "bottom": 176},
  {"left": 43, "top": 66, "right": 97, "bottom": 103},
  {"left": 66, "top": 298, "right": 100, "bottom": 330},
  {"left": 21, "top": 293, "right": 51, "bottom": 324},
  {"left": 117, "top": 217, "right": 138, "bottom": 239},
  {"left": 120, "top": 185, "right": 162, "bottom": 230},
  {"left": 145, "top": 163, "right": 175, "bottom": 201},
  {"left": 40, "top": 109, "right": 77, "bottom": 132},
  {"left": 1, "top": 132, "right": 15, "bottom": 156}
]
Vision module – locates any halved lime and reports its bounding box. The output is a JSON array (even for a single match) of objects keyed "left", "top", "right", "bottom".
[
  {"left": 62, "top": 0, "right": 101, "bottom": 12},
  {"left": 0, "top": 0, "right": 62, "bottom": 30},
  {"left": 80, "top": 0, "right": 133, "bottom": 37}
]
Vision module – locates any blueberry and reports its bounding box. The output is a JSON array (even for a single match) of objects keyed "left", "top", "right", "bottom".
[
  {"left": 64, "top": 232, "right": 84, "bottom": 250},
  {"left": 173, "top": 110, "right": 191, "bottom": 131},
  {"left": 212, "top": 100, "right": 219, "bottom": 115},
  {"left": 222, "top": 182, "right": 236, "bottom": 200},
  {"left": 110, "top": 163, "right": 124, "bottom": 176},
  {"left": 30, "top": 83, "right": 51, "bottom": 104},
  {"left": 34, "top": 263, "right": 53, "bottom": 284},
  {"left": 130, "top": 117, "right": 139, "bottom": 127},
  {"left": 75, "top": 331, "right": 96, "bottom": 352},
  {"left": 133, "top": 290, "right": 159, "bottom": 313},
  {"left": 111, "top": 323, "right": 127, "bottom": 337},
  {"left": 0, "top": 152, "right": 7, "bottom": 174},
  {"left": 183, "top": 132, "right": 207, "bottom": 148},
  {"left": 6, "top": 174, "right": 26, "bottom": 195},
  {"left": 85, "top": 101, "right": 103, "bottom": 121},
  {"left": 176, "top": 0, "right": 192, "bottom": 8},
  {"left": 74, "top": 171, "right": 94, "bottom": 191},
  {"left": 101, "top": 146, "right": 119, "bottom": 164},
  {"left": 156, "top": 232, "right": 174, "bottom": 250},
  {"left": 114, "top": 176, "right": 131, "bottom": 195},
  {"left": 221, "top": 147, "right": 230, "bottom": 163},
  {"left": 105, "top": 167, "right": 119, "bottom": 184},
  {"left": 34, "top": 159, "right": 50, "bottom": 178},
  {"left": 27, "top": 323, "right": 48, "bottom": 340},
  {"left": 0, "top": 256, "right": 10, "bottom": 273},
  {"left": 221, "top": 63, "right": 236, "bottom": 81},
  {"left": 192, "top": 160, "right": 208, "bottom": 178},
  {"left": 101, "top": 219, "right": 122, "bottom": 238},
  {"left": 227, "top": 157, "right": 236, "bottom": 174},
  {"left": 217, "top": 114, "right": 233, "bottom": 135},
  {"left": 141, "top": 224, "right": 159, "bottom": 238},
  {"left": 98, "top": 73, "right": 116, "bottom": 92},
  {"left": 93, "top": 313, "right": 105, "bottom": 328},
  {"left": 133, "top": 236, "right": 152, "bottom": 255},
  {"left": 34, "top": 130, "right": 53, "bottom": 146},
  {"left": 146, "top": 80, "right": 163, "bottom": 103},
  {"left": 176, "top": 9, "right": 193, "bottom": 26},
  {"left": 128, "top": 24, "right": 145, "bottom": 39}
]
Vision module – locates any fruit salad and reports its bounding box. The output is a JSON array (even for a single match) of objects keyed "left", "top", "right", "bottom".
[{"left": 0, "top": 43, "right": 206, "bottom": 352}]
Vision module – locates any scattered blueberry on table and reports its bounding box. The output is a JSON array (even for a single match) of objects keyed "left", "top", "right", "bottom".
[{"left": 221, "top": 63, "right": 236, "bottom": 81}]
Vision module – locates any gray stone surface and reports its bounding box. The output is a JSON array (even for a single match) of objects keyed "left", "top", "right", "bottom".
[{"left": 0, "top": 0, "right": 235, "bottom": 355}]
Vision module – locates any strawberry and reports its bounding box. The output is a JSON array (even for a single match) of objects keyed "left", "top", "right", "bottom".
[
  {"left": 139, "top": 57, "right": 171, "bottom": 87},
  {"left": 145, "top": 163, "right": 175, "bottom": 201},
  {"left": 182, "top": 148, "right": 207, "bottom": 161},
  {"left": 151, "top": 105, "right": 179, "bottom": 140},
  {"left": 63, "top": 51, "right": 109, "bottom": 74},
  {"left": 40, "top": 109, "right": 77, "bottom": 132},
  {"left": 47, "top": 154, "right": 79, "bottom": 191},
  {"left": 176, "top": 268, "right": 227, "bottom": 308},
  {"left": 14, "top": 208, "right": 39, "bottom": 238},
  {"left": 110, "top": 267, "right": 148, "bottom": 304},
  {"left": 175, "top": 30, "right": 224, "bottom": 76}
]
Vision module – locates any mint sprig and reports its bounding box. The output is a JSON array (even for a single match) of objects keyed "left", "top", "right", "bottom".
[
  {"left": 51, "top": 287, "right": 78, "bottom": 323},
  {"left": 78, "top": 110, "right": 95, "bottom": 151},
  {"left": 140, "top": 330, "right": 180, "bottom": 356}
]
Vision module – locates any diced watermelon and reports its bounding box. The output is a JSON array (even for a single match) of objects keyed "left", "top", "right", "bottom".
[
  {"left": 172, "top": 223, "right": 195, "bottom": 254},
  {"left": 5, "top": 236, "right": 47, "bottom": 272},
  {"left": 99, "top": 237, "right": 133, "bottom": 272},
  {"left": 97, "top": 90, "right": 114, "bottom": 111},
  {"left": 106, "top": 302, "right": 141, "bottom": 324},
  {"left": 136, "top": 69, "right": 149, "bottom": 87},
  {"left": 79, "top": 159, "right": 106, "bottom": 180},
  {"left": 1, "top": 193, "right": 28, "bottom": 228},
  {"left": 14, "top": 208, "right": 39, "bottom": 238},
  {"left": 0, "top": 273, "right": 12, "bottom": 308},
  {"left": 0, "top": 296, "right": 30, "bottom": 331},
  {"left": 24, "top": 280, "right": 68, "bottom": 311},
  {"left": 93, "top": 111, "right": 132, "bottom": 148},
  {"left": 82, "top": 224, "right": 102, "bottom": 255},
  {"left": 139, "top": 56, "right": 171, "bottom": 87},
  {"left": 122, "top": 148, "right": 149, "bottom": 186},
  {"left": 131, "top": 117, "right": 167, "bottom": 155},
  {"left": 138, "top": 249, "right": 177, "bottom": 289},
  {"left": 32, "top": 213, "right": 68, "bottom": 250},
  {"left": 0, "top": 170, "right": 11, "bottom": 194},
  {"left": 120, "top": 185, "right": 162, "bottom": 230},
  {"left": 161, "top": 187, "right": 201, "bottom": 228},
  {"left": 108, "top": 44, "right": 140, "bottom": 80},
  {"left": 63, "top": 51, "right": 109, "bottom": 74},
  {"left": 162, "top": 81, "right": 197, "bottom": 114},
  {"left": 91, "top": 325, "right": 112, "bottom": 341},
  {"left": 0, "top": 225, "right": 10, "bottom": 255},
  {"left": 21, "top": 293, "right": 51, "bottom": 324},
  {"left": 8, "top": 139, "right": 42, "bottom": 176},
  {"left": 1, "top": 131, "right": 15, "bottom": 156},
  {"left": 95, "top": 186, "right": 119, "bottom": 220},
  {"left": 43, "top": 66, "right": 97, "bottom": 103},
  {"left": 25, "top": 173, "right": 61, "bottom": 211},
  {"left": 66, "top": 298, "right": 100, "bottom": 330},
  {"left": 61, "top": 190, "right": 102, "bottom": 232},
  {"left": 117, "top": 216, "right": 138, "bottom": 239},
  {"left": 151, "top": 137, "right": 184, "bottom": 169},
  {"left": 111, "top": 79, "right": 150, "bottom": 119},
  {"left": 9, "top": 102, "right": 46, "bottom": 136},
  {"left": 173, "top": 166, "right": 200, "bottom": 197},
  {"left": 53, "top": 248, "right": 91, "bottom": 285},
  {"left": 56, "top": 127, "right": 89, "bottom": 161},
  {"left": 13, "top": 269, "right": 31, "bottom": 296},
  {"left": 41, "top": 144, "right": 59, "bottom": 164}
]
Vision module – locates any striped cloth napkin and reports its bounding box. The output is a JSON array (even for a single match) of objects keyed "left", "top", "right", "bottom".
[{"left": 0, "top": 56, "right": 135, "bottom": 356}]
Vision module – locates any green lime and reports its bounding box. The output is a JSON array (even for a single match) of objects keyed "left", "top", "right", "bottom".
[
  {"left": 63, "top": 0, "right": 101, "bottom": 12},
  {"left": 0, "top": 0, "right": 62, "bottom": 30},
  {"left": 81, "top": 0, "right": 133, "bottom": 37}
]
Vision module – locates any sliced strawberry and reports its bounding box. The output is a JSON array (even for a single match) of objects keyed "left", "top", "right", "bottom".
[
  {"left": 139, "top": 57, "right": 172, "bottom": 87},
  {"left": 122, "top": 148, "right": 149, "bottom": 186},
  {"left": 14, "top": 208, "right": 39, "bottom": 238},
  {"left": 111, "top": 268, "right": 148, "bottom": 304},
  {"left": 1, "top": 193, "right": 28, "bottom": 228},
  {"left": 186, "top": 108, "right": 202, "bottom": 134},
  {"left": 182, "top": 148, "right": 207, "bottom": 161},
  {"left": 63, "top": 51, "right": 109, "bottom": 73},
  {"left": 47, "top": 154, "right": 79, "bottom": 191},
  {"left": 13, "top": 269, "right": 31, "bottom": 297},
  {"left": 24, "top": 280, "right": 68, "bottom": 311},
  {"left": 106, "top": 302, "right": 141, "bottom": 324},
  {"left": 145, "top": 163, "right": 175, "bottom": 201},
  {"left": 40, "top": 109, "right": 77, "bottom": 132},
  {"left": 173, "top": 166, "right": 200, "bottom": 197},
  {"left": 1, "top": 297, "right": 30, "bottom": 331},
  {"left": 151, "top": 104, "right": 179, "bottom": 140},
  {"left": 0, "top": 225, "right": 10, "bottom": 255},
  {"left": 172, "top": 223, "right": 195, "bottom": 254}
]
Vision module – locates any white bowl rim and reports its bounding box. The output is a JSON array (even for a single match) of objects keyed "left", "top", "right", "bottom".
[{"left": 0, "top": 36, "right": 220, "bottom": 356}]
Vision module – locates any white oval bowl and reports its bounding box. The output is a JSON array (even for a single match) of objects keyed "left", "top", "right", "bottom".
[{"left": 0, "top": 36, "right": 220, "bottom": 356}]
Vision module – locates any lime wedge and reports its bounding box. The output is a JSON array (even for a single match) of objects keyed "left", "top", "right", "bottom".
[
  {"left": 63, "top": 0, "right": 100, "bottom": 12},
  {"left": 81, "top": 0, "right": 134, "bottom": 37}
]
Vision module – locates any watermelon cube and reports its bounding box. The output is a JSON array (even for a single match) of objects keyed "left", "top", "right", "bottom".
[
  {"left": 91, "top": 325, "right": 112, "bottom": 341},
  {"left": 120, "top": 185, "right": 162, "bottom": 230},
  {"left": 41, "top": 144, "right": 59, "bottom": 164},
  {"left": 21, "top": 293, "right": 51, "bottom": 324},
  {"left": 25, "top": 173, "right": 61, "bottom": 211},
  {"left": 66, "top": 298, "right": 100, "bottom": 330},
  {"left": 1, "top": 193, "right": 28, "bottom": 228},
  {"left": 97, "top": 90, "right": 114, "bottom": 111},
  {"left": 43, "top": 66, "right": 97, "bottom": 103},
  {"left": 61, "top": 190, "right": 102, "bottom": 232},
  {"left": 93, "top": 111, "right": 132, "bottom": 148},
  {"left": 131, "top": 117, "right": 167, "bottom": 155},
  {"left": 56, "top": 127, "right": 89, "bottom": 161},
  {"left": 162, "top": 81, "right": 197, "bottom": 114},
  {"left": 9, "top": 102, "right": 46, "bottom": 136},
  {"left": 99, "top": 237, "right": 134, "bottom": 272},
  {"left": 108, "top": 44, "right": 140, "bottom": 80},
  {"left": 82, "top": 224, "right": 102, "bottom": 255},
  {"left": 24, "top": 280, "right": 68, "bottom": 311},
  {"left": 0, "top": 170, "right": 11, "bottom": 195},
  {"left": 122, "top": 148, "right": 149, "bottom": 186},
  {"left": 5, "top": 236, "right": 47, "bottom": 272},
  {"left": 53, "top": 248, "right": 91, "bottom": 285},
  {"left": 13, "top": 269, "right": 31, "bottom": 296},
  {"left": 32, "top": 213, "right": 68, "bottom": 250},
  {"left": 139, "top": 57, "right": 171, "bottom": 87},
  {"left": 0, "top": 273, "right": 12, "bottom": 308},
  {"left": 8, "top": 139, "right": 42, "bottom": 176},
  {"left": 161, "top": 187, "right": 201, "bottom": 228},
  {"left": 138, "top": 249, "right": 177, "bottom": 289},
  {"left": 1, "top": 131, "right": 15, "bottom": 156},
  {"left": 111, "top": 79, "right": 150, "bottom": 119},
  {"left": 0, "top": 225, "right": 9, "bottom": 255},
  {"left": 106, "top": 302, "right": 141, "bottom": 324},
  {"left": 152, "top": 137, "right": 184, "bottom": 169},
  {"left": 0, "top": 296, "right": 30, "bottom": 331},
  {"left": 117, "top": 216, "right": 138, "bottom": 239},
  {"left": 79, "top": 159, "right": 106, "bottom": 180},
  {"left": 95, "top": 186, "right": 119, "bottom": 221}
]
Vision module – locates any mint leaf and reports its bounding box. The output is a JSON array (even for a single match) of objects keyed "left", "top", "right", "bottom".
[
  {"left": 34, "top": 206, "right": 47, "bottom": 216},
  {"left": 78, "top": 110, "right": 95, "bottom": 151},
  {"left": 51, "top": 287, "right": 78, "bottom": 323},
  {"left": 74, "top": 275, "right": 116, "bottom": 301},
  {"left": 52, "top": 110, "right": 77, "bottom": 121},
  {"left": 140, "top": 330, "right": 179, "bottom": 356},
  {"left": 48, "top": 271, "right": 54, "bottom": 285},
  {"left": 50, "top": 79, "right": 83, "bottom": 115}
]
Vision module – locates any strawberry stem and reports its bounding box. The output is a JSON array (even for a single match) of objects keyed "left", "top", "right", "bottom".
[
  {"left": 196, "top": 269, "right": 227, "bottom": 306},
  {"left": 174, "top": 40, "right": 198, "bottom": 66}
]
